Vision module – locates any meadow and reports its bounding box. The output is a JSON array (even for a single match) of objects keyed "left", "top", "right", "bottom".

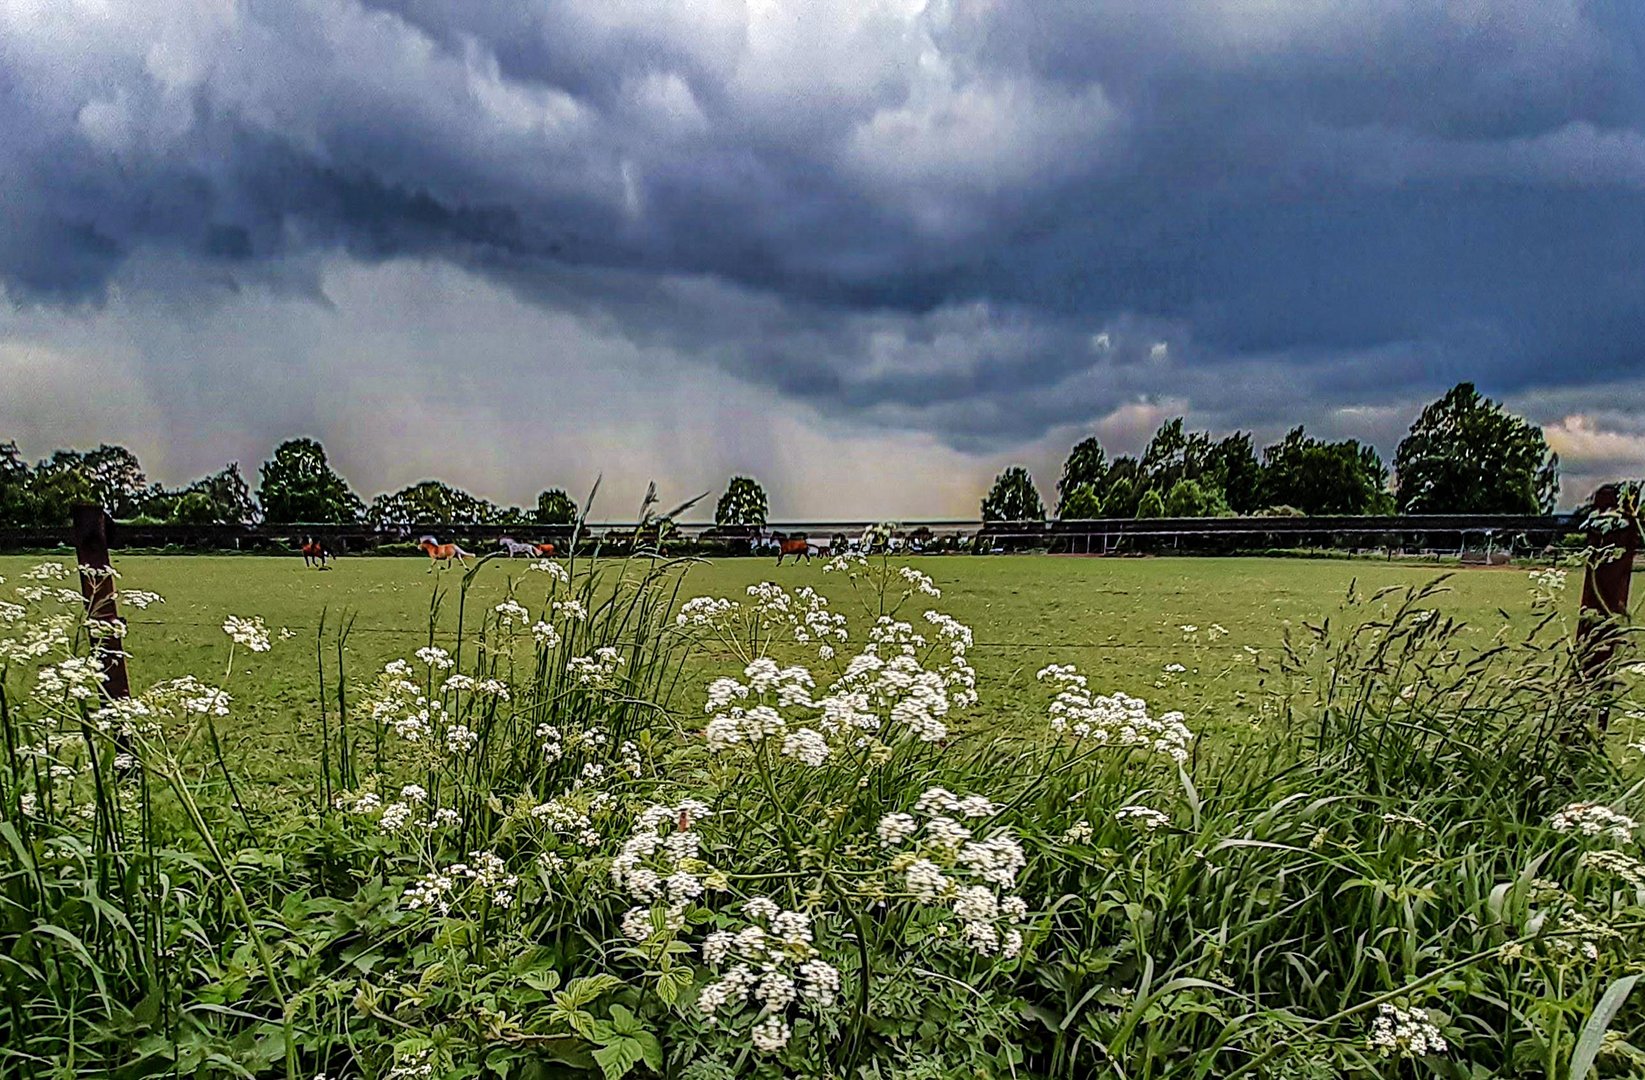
[
  {"left": 5, "top": 547, "right": 1644, "bottom": 1079},
  {"left": 0, "top": 551, "right": 1569, "bottom": 787}
]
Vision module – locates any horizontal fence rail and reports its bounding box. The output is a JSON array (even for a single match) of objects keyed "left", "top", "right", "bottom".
[{"left": 0, "top": 513, "right": 1581, "bottom": 556}]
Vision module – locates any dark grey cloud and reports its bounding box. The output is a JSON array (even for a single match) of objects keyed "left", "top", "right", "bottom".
[{"left": 2, "top": 0, "right": 1644, "bottom": 479}]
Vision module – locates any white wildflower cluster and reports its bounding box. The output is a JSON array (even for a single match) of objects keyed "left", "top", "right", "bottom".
[
  {"left": 531, "top": 620, "right": 561, "bottom": 649},
  {"left": 221, "top": 615, "right": 272, "bottom": 652},
  {"left": 33, "top": 656, "right": 106, "bottom": 702},
  {"left": 1549, "top": 802, "right": 1637, "bottom": 845},
  {"left": 677, "top": 595, "right": 740, "bottom": 629},
  {"left": 22, "top": 562, "right": 70, "bottom": 581},
  {"left": 790, "top": 587, "right": 849, "bottom": 657},
  {"left": 402, "top": 850, "right": 519, "bottom": 914},
  {"left": 1061, "top": 820, "right": 1094, "bottom": 844},
  {"left": 363, "top": 661, "right": 446, "bottom": 744},
  {"left": 1528, "top": 566, "right": 1568, "bottom": 607},
  {"left": 140, "top": 675, "right": 231, "bottom": 719},
  {"left": 493, "top": 598, "right": 530, "bottom": 630},
  {"left": 611, "top": 800, "right": 716, "bottom": 938},
  {"left": 415, "top": 646, "right": 454, "bottom": 670},
  {"left": 1367, "top": 1004, "right": 1448, "bottom": 1059},
  {"left": 821, "top": 552, "right": 868, "bottom": 575},
  {"left": 696, "top": 898, "right": 841, "bottom": 1053},
  {"left": 529, "top": 558, "right": 568, "bottom": 582},
  {"left": 1115, "top": 805, "right": 1170, "bottom": 832},
  {"left": 119, "top": 589, "right": 163, "bottom": 610},
  {"left": 553, "top": 599, "right": 588, "bottom": 623},
  {"left": 877, "top": 788, "right": 1027, "bottom": 958},
  {"left": 567, "top": 647, "right": 624, "bottom": 687},
  {"left": 1581, "top": 849, "right": 1645, "bottom": 891},
  {"left": 0, "top": 615, "right": 75, "bottom": 666},
  {"left": 529, "top": 794, "right": 603, "bottom": 848},
  {"left": 704, "top": 660, "right": 815, "bottom": 753},
  {"left": 1036, "top": 665, "right": 1193, "bottom": 762},
  {"left": 335, "top": 785, "right": 462, "bottom": 835},
  {"left": 897, "top": 566, "right": 941, "bottom": 597}
]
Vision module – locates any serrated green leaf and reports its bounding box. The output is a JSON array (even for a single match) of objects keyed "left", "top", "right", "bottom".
[{"left": 593, "top": 1037, "right": 643, "bottom": 1080}]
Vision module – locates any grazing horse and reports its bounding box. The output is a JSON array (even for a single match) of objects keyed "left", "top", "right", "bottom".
[
  {"left": 418, "top": 535, "right": 474, "bottom": 571},
  {"left": 300, "top": 537, "right": 334, "bottom": 569},
  {"left": 497, "top": 537, "right": 538, "bottom": 558},
  {"left": 771, "top": 532, "right": 816, "bottom": 565}
]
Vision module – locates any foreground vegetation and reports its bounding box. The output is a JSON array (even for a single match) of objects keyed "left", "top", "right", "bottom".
[{"left": 3, "top": 547, "right": 1643, "bottom": 1078}]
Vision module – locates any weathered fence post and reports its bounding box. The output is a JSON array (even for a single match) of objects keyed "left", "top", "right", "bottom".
[
  {"left": 72, "top": 504, "right": 130, "bottom": 704},
  {"left": 1576, "top": 483, "right": 1638, "bottom": 729}
]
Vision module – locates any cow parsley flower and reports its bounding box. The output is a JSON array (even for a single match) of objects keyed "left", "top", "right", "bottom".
[
  {"left": 415, "top": 646, "right": 454, "bottom": 670},
  {"left": 1116, "top": 805, "right": 1170, "bottom": 831},
  {"left": 781, "top": 727, "right": 830, "bottom": 766},
  {"left": 1367, "top": 1004, "right": 1448, "bottom": 1058},
  {"left": 221, "top": 615, "right": 271, "bottom": 652},
  {"left": 493, "top": 599, "right": 529, "bottom": 629},
  {"left": 529, "top": 559, "right": 568, "bottom": 581},
  {"left": 1549, "top": 802, "right": 1636, "bottom": 844}
]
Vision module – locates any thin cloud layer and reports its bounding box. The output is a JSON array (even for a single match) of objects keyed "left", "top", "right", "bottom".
[{"left": 2, "top": 0, "right": 1643, "bottom": 509}]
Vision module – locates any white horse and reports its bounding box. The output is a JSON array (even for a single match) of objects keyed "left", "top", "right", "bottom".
[{"left": 497, "top": 537, "right": 538, "bottom": 558}]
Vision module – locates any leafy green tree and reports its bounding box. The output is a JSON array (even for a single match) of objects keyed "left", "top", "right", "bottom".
[
  {"left": 1142, "top": 419, "right": 1191, "bottom": 491},
  {"left": 981, "top": 466, "right": 1046, "bottom": 522},
  {"left": 1099, "top": 457, "right": 1145, "bottom": 517},
  {"left": 368, "top": 481, "right": 497, "bottom": 527},
  {"left": 1135, "top": 489, "right": 1166, "bottom": 518},
  {"left": 535, "top": 488, "right": 579, "bottom": 526},
  {"left": 1204, "top": 433, "right": 1262, "bottom": 513},
  {"left": 1056, "top": 437, "right": 1108, "bottom": 515},
  {"left": 1163, "top": 478, "right": 1231, "bottom": 517},
  {"left": 172, "top": 463, "right": 257, "bottom": 524},
  {"left": 1059, "top": 484, "right": 1105, "bottom": 519},
  {"left": 24, "top": 452, "right": 96, "bottom": 525},
  {"left": 257, "top": 438, "right": 365, "bottom": 523},
  {"left": 1260, "top": 427, "right": 1392, "bottom": 515},
  {"left": 715, "top": 476, "right": 769, "bottom": 528},
  {"left": 46, "top": 445, "right": 150, "bottom": 518},
  {"left": 0, "top": 442, "right": 36, "bottom": 526},
  {"left": 1394, "top": 382, "right": 1560, "bottom": 513}
]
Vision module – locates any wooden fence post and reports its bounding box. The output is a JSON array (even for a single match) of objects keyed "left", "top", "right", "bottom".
[
  {"left": 1576, "top": 483, "right": 1637, "bottom": 729},
  {"left": 71, "top": 504, "right": 130, "bottom": 704}
]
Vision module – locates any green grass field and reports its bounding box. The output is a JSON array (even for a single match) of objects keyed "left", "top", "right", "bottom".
[{"left": 1, "top": 552, "right": 1563, "bottom": 791}]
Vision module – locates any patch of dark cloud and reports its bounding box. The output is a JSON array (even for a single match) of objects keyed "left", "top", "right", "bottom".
[{"left": 2, "top": 0, "right": 1644, "bottom": 453}]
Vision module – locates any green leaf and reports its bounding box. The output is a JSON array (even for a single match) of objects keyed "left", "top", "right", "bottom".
[
  {"left": 520, "top": 971, "right": 562, "bottom": 994},
  {"left": 1570, "top": 975, "right": 1639, "bottom": 1080},
  {"left": 560, "top": 974, "right": 623, "bottom": 1009},
  {"left": 593, "top": 1037, "right": 644, "bottom": 1080},
  {"left": 653, "top": 967, "right": 691, "bottom": 1008},
  {"left": 635, "top": 1032, "right": 664, "bottom": 1074},
  {"left": 607, "top": 1004, "right": 643, "bottom": 1038}
]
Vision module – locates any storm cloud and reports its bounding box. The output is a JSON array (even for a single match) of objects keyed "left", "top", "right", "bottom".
[{"left": 2, "top": 0, "right": 1644, "bottom": 510}]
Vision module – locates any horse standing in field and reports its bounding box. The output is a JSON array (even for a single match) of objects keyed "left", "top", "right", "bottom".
[
  {"left": 418, "top": 535, "right": 475, "bottom": 571},
  {"left": 771, "top": 532, "right": 817, "bottom": 565},
  {"left": 300, "top": 537, "right": 334, "bottom": 569},
  {"left": 535, "top": 542, "right": 556, "bottom": 557},
  {"left": 497, "top": 538, "right": 538, "bottom": 558}
]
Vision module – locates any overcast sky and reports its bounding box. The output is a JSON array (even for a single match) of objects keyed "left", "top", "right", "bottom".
[{"left": 3, "top": 0, "right": 1643, "bottom": 517}]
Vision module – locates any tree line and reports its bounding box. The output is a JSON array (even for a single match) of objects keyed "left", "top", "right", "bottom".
[
  {"left": 0, "top": 437, "right": 584, "bottom": 529},
  {"left": 984, "top": 382, "right": 1562, "bottom": 521},
  {"left": 0, "top": 383, "right": 1562, "bottom": 531}
]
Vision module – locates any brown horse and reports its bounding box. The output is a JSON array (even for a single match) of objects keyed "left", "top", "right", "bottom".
[
  {"left": 535, "top": 542, "right": 557, "bottom": 557},
  {"left": 418, "top": 535, "right": 474, "bottom": 572},
  {"left": 773, "top": 533, "right": 814, "bottom": 565},
  {"left": 300, "top": 537, "right": 333, "bottom": 569}
]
